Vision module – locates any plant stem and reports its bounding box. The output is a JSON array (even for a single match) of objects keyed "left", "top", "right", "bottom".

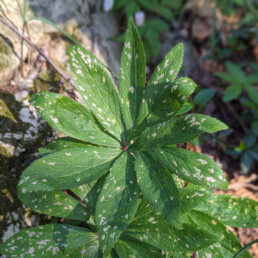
[
  {"left": 232, "top": 239, "right": 258, "bottom": 258},
  {"left": 0, "top": 16, "right": 76, "bottom": 88}
]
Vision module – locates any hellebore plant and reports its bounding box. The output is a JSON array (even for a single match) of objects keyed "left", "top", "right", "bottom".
[{"left": 0, "top": 19, "right": 257, "bottom": 258}]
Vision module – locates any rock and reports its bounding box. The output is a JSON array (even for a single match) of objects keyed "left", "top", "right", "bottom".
[{"left": 0, "top": 0, "right": 121, "bottom": 86}]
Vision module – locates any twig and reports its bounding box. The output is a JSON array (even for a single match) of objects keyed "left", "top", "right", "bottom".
[{"left": 0, "top": 16, "right": 76, "bottom": 88}]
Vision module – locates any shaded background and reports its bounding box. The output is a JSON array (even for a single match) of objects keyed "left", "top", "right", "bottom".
[{"left": 0, "top": 0, "right": 257, "bottom": 256}]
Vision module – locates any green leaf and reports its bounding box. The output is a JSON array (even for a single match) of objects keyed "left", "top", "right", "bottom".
[
  {"left": 18, "top": 147, "right": 121, "bottom": 192},
  {"left": 195, "top": 195, "right": 258, "bottom": 228},
  {"left": 30, "top": 92, "right": 120, "bottom": 147},
  {"left": 135, "top": 77, "right": 197, "bottom": 134},
  {"left": 69, "top": 45, "right": 124, "bottom": 141},
  {"left": 189, "top": 211, "right": 252, "bottom": 258},
  {"left": 147, "top": 148, "right": 228, "bottom": 189},
  {"left": 225, "top": 62, "right": 245, "bottom": 82},
  {"left": 176, "top": 101, "right": 193, "bottom": 115},
  {"left": 95, "top": 153, "right": 138, "bottom": 255},
  {"left": 19, "top": 189, "right": 89, "bottom": 221},
  {"left": 134, "top": 152, "right": 181, "bottom": 226},
  {"left": 193, "top": 89, "right": 216, "bottom": 106},
  {"left": 124, "top": 199, "right": 220, "bottom": 252},
  {"left": 46, "top": 137, "right": 90, "bottom": 151},
  {"left": 215, "top": 72, "right": 238, "bottom": 83},
  {"left": 245, "top": 84, "right": 258, "bottom": 104},
  {"left": 0, "top": 224, "right": 97, "bottom": 257},
  {"left": 132, "top": 114, "right": 228, "bottom": 150},
  {"left": 136, "top": 43, "right": 184, "bottom": 126},
  {"left": 85, "top": 175, "right": 106, "bottom": 216},
  {"left": 223, "top": 84, "right": 242, "bottom": 102},
  {"left": 0, "top": 98, "right": 17, "bottom": 122},
  {"left": 114, "top": 238, "right": 163, "bottom": 257},
  {"left": 120, "top": 18, "right": 146, "bottom": 132},
  {"left": 179, "top": 186, "right": 214, "bottom": 214},
  {"left": 159, "top": 7, "right": 174, "bottom": 20}
]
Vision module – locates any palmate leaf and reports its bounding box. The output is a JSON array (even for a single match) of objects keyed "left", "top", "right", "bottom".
[
  {"left": 95, "top": 153, "right": 138, "bottom": 255},
  {"left": 189, "top": 211, "right": 252, "bottom": 258},
  {"left": 19, "top": 190, "right": 89, "bottom": 221},
  {"left": 123, "top": 199, "right": 220, "bottom": 253},
  {"left": 147, "top": 148, "right": 228, "bottom": 189},
  {"left": 114, "top": 238, "right": 163, "bottom": 258},
  {"left": 195, "top": 195, "right": 258, "bottom": 228},
  {"left": 30, "top": 92, "right": 120, "bottom": 147},
  {"left": 132, "top": 114, "right": 228, "bottom": 150},
  {"left": 136, "top": 43, "right": 184, "bottom": 126},
  {"left": 134, "top": 152, "right": 181, "bottom": 226},
  {"left": 0, "top": 224, "right": 97, "bottom": 257},
  {"left": 18, "top": 147, "right": 121, "bottom": 192},
  {"left": 69, "top": 45, "right": 124, "bottom": 141},
  {"left": 120, "top": 18, "right": 146, "bottom": 132}
]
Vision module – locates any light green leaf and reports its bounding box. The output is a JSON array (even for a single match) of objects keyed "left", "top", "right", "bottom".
[
  {"left": 95, "top": 153, "right": 138, "bottom": 255},
  {"left": 132, "top": 114, "right": 228, "bottom": 150},
  {"left": 120, "top": 18, "right": 146, "bottom": 132},
  {"left": 30, "top": 92, "right": 120, "bottom": 147},
  {"left": 69, "top": 45, "right": 123, "bottom": 141},
  {"left": 223, "top": 84, "right": 242, "bottom": 102},
  {"left": 124, "top": 199, "right": 220, "bottom": 252},
  {"left": 136, "top": 43, "right": 184, "bottom": 126},
  {"left": 114, "top": 238, "right": 163, "bottom": 257},
  {"left": 147, "top": 148, "right": 228, "bottom": 189},
  {"left": 134, "top": 152, "right": 180, "bottom": 226},
  {"left": 189, "top": 211, "right": 252, "bottom": 258},
  {"left": 19, "top": 190, "right": 89, "bottom": 221},
  {"left": 18, "top": 147, "right": 121, "bottom": 192},
  {"left": 195, "top": 195, "right": 258, "bottom": 228},
  {"left": 0, "top": 224, "right": 97, "bottom": 257}
]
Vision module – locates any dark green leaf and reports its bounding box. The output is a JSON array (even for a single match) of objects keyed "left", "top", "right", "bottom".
[
  {"left": 159, "top": 7, "right": 174, "bottom": 20},
  {"left": 30, "top": 92, "right": 120, "bottom": 147},
  {"left": 195, "top": 195, "right": 258, "bottom": 228},
  {"left": 132, "top": 114, "right": 228, "bottom": 150},
  {"left": 134, "top": 152, "right": 180, "bottom": 226},
  {"left": 0, "top": 224, "right": 97, "bottom": 257},
  {"left": 133, "top": 77, "right": 197, "bottom": 136},
  {"left": 147, "top": 148, "right": 228, "bottom": 189},
  {"left": 114, "top": 238, "right": 163, "bottom": 258},
  {"left": 120, "top": 18, "right": 146, "bottom": 132},
  {"left": 124, "top": 199, "right": 220, "bottom": 252},
  {"left": 136, "top": 43, "right": 184, "bottom": 126},
  {"left": 18, "top": 147, "right": 121, "bottom": 192},
  {"left": 189, "top": 211, "right": 252, "bottom": 258},
  {"left": 95, "top": 153, "right": 138, "bottom": 255},
  {"left": 193, "top": 89, "right": 216, "bottom": 106},
  {"left": 69, "top": 45, "right": 124, "bottom": 141}
]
